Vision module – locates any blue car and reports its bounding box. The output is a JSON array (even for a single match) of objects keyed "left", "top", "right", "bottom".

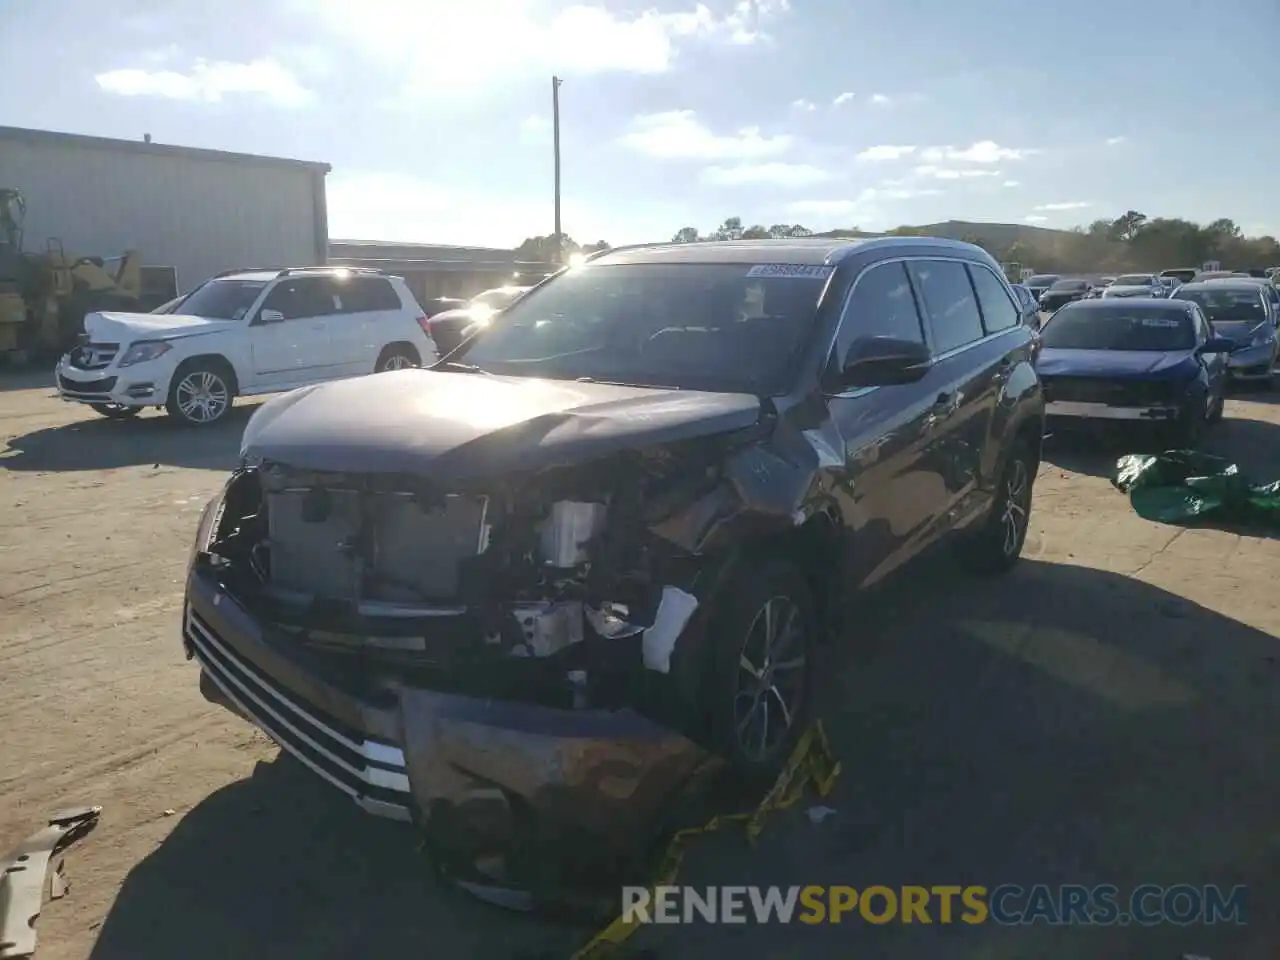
[
  {"left": 1036, "top": 298, "right": 1234, "bottom": 447},
  {"left": 1170, "top": 280, "right": 1279, "bottom": 387},
  {"left": 1010, "top": 283, "right": 1040, "bottom": 326}
]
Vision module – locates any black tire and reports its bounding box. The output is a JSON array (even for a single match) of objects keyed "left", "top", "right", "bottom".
[
  {"left": 705, "top": 559, "right": 816, "bottom": 779},
  {"left": 89, "top": 402, "right": 141, "bottom": 420},
  {"left": 376, "top": 344, "right": 420, "bottom": 372},
  {"left": 956, "top": 439, "right": 1035, "bottom": 576},
  {"left": 165, "top": 360, "right": 235, "bottom": 426}
]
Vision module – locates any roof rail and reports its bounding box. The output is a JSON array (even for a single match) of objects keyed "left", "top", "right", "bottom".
[
  {"left": 210, "top": 264, "right": 387, "bottom": 280},
  {"left": 582, "top": 241, "right": 666, "bottom": 262}
]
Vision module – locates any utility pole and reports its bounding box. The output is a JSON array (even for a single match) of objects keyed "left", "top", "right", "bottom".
[{"left": 551, "top": 75, "right": 563, "bottom": 264}]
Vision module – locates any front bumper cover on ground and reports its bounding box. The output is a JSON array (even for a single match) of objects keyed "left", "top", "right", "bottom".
[{"left": 184, "top": 566, "right": 713, "bottom": 893}]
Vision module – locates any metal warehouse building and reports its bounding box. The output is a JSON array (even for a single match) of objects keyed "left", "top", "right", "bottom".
[{"left": 0, "top": 125, "right": 330, "bottom": 294}]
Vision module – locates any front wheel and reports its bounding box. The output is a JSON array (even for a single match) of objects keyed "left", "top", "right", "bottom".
[
  {"left": 165, "top": 363, "right": 235, "bottom": 426},
  {"left": 956, "top": 440, "right": 1035, "bottom": 576},
  {"left": 376, "top": 345, "right": 420, "bottom": 372},
  {"left": 706, "top": 560, "right": 816, "bottom": 779},
  {"left": 89, "top": 403, "right": 141, "bottom": 420}
]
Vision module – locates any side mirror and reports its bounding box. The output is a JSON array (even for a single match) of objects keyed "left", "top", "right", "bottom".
[
  {"left": 838, "top": 336, "right": 932, "bottom": 388},
  {"left": 1199, "top": 336, "right": 1235, "bottom": 354},
  {"left": 254, "top": 309, "right": 285, "bottom": 326}
]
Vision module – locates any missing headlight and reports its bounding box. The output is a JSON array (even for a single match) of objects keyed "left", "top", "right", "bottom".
[{"left": 538, "top": 501, "right": 607, "bottom": 568}]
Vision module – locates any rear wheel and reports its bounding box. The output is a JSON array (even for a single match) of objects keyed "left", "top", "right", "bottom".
[
  {"left": 376, "top": 344, "right": 420, "bottom": 372},
  {"left": 89, "top": 402, "right": 140, "bottom": 420},
  {"left": 956, "top": 440, "right": 1035, "bottom": 576},
  {"left": 165, "top": 361, "right": 235, "bottom": 426}
]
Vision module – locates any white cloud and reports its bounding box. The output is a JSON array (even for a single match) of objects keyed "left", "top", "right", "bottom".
[
  {"left": 326, "top": 169, "right": 675, "bottom": 246},
  {"left": 1105, "top": 136, "right": 1126, "bottom": 146},
  {"left": 786, "top": 184, "right": 933, "bottom": 222},
  {"left": 832, "top": 92, "right": 855, "bottom": 107},
  {"left": 787, "top": 198, "right": 866, "bottom": 218},
  {"left": 856, "top": 145, "right": 916, "bottom": 161},
  {"left": 914, "top": 165, "right": 1001, "bottom": 180},
  {"left": 869, "top": 93, "right": 891, "bottom": 105},
  {"left": 1002, "top": 180, "right": 1021, "bottom": 188},
  {"left": 306, "top": 0, "right": 791, "bottom": 93},
  {"left": 1024, "top": 215, "right": 1049, "bottom": 223},
  {"left": 791, "top": 98, "right": 817, "bottom": 112},
  {"left": 879, "top": 187, "right": 942, "bottom": 200},
  {"left": 920, "top": 141, "right": 1033, "bottom": 163},
  {"left": 520, "top": 114, "right": 550, "bottom": 140},
  {"left": 1034, "top": 201, "right": 1093, "bottom": 211},
  {"left": 620, "top": 110, "right": 791, "bottom": 160},
  {"left": 94, "top": 58, "right": 312, "bottom": 106},
  {"left": 701, "top": 162, "right": 832, "bottom": 187}
]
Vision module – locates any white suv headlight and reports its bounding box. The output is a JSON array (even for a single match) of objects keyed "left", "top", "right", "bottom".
[{"left": 118, "top": 340, "right": 172, "bottom": 366}]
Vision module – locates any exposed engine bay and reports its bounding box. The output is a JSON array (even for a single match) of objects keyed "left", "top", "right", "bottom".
[{"left": 195, "top": 439, "right": 776, "bottom": 724}]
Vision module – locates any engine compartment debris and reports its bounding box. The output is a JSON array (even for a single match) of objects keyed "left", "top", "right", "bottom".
[{"left": 0, "top": 806, "right": 101, "bottom": 959}]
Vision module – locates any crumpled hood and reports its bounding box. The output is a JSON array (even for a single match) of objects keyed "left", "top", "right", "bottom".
[
  {"left": 84, "top": 310, "right": 233, "bottom": 342},
  {"left": 1037, "top": 347, "right": 1196, "bottom": 379},
  {"left": 240, "top": 369, "right": 765, "bottom": 479}
]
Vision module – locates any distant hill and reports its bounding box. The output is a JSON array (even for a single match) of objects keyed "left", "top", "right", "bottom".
[{"left": 813, "top": 219, "right": 1075, "bottom": 251}]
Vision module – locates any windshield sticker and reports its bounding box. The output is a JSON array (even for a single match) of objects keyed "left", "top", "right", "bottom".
[
  {"left": 1139, "top": 317, "right": 1181, "bottom": 327},
  {"left": 745, "top": 263, "right": 835, "bottom": 280}
]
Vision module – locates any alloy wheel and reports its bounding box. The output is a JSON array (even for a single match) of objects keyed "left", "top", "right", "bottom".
[
  {"left": 1001, "top": 458, "right": 1030, "bottom": 557},
  {"left": 732, "top": 595, "right": 807, "bottom": 763},
  {"left": 382, "top": 353, "right": 415, "bottom": 371},
  {"left": 175, "top": 371, "right": 229, "bottom": 424}
]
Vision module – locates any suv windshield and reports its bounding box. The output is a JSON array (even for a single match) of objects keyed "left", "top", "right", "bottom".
[
  {"left": 1040, "top": 304, "right": 1196, "bottom": 351},
  {"left": 1171, "top": 287, "right": 1267, "bottom": 322},
  {"left": 1026, "top": 275, "right": 1059, "bottom": 286},
  {"left": 457, "top": 263, "right": 827, "bottom": 393},
  {"left": 1048, "top": 280, "right": 1087, "bottom": 292},
  {"left": 176, "top": 279, "right": 267, "bottom": 320},
  {"left": 1114, "top": 275, "right": 1156, "bottom": 286}
]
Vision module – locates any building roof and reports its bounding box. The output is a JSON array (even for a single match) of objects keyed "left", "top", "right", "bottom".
[{"left": 0, "top": 125, "right": 331, "bottom": 173}]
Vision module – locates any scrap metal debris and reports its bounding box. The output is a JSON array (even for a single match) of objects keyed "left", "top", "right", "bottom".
[
  {"left": 0, "top": 806, "right": 101, "bottom": 959},
  {"left": 1113, "top": 450, "right": 1280, "bottom": 527},
  {"left": 569, "top": 722, "right": 840, "bottom": 959}
]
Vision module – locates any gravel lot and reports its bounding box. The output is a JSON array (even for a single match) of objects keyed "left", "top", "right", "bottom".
[{"left": 3, "top": 371, "right": 1280, "bottom": 959}]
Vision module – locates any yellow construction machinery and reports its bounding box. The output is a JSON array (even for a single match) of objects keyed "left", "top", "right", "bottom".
[{"left": 0, "top": 187, "right": 145, "bottom": 359}]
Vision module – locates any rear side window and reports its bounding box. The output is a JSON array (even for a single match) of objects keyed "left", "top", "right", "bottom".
[
  {"left": 968, "top": 265, "right": 1019, "bottom": 333},
  {"left": 908, "top": 260, "right": 985, "bottom": 353},
  {"left": 831, "top": 261, "right": 926, "bottom": 369},
  {"left": 260, "top": 277, "right": 341, "bottom": 319},
  {"left": 340, "top": 276, "right": 402, "bottom": 313}
]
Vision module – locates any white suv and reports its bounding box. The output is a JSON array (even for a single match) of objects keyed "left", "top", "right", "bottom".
[{"left": 55, "top": 266, "right": 432, "bottom": 426}]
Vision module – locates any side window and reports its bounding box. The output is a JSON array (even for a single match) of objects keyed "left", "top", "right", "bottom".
[
  {"left": 339, "top": 276, "right": 401, "bottom": 313},
  {"left": 908, "top": 259, "right": 985, "bottom": 354},
  {"left": 831, "top": 261, "right": 926, "bottom": 369},
  {"left": 1188, "top": 305, "right": 1208, "bottom": 342},
  {"left": 259, "top": 278, "right": 340, "bottom": 320},
  {"left": 967, "top": 265, "right": 1019, "bottom": 333}
]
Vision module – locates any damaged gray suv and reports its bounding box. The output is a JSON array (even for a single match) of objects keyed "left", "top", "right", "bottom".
[{"left": 183, "top": 236, "right": 1044, "bottom": 889}]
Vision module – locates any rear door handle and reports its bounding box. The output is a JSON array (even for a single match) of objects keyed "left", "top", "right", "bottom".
[
  {"left": 929, "top": 391, "right": 961, "bottom": 417},
  {"left": 992, "top": 358, "right": 1014, "bottom": 382}
]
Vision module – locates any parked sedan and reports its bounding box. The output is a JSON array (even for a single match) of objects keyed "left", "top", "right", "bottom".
[
  {"left": 1039, "top": 278, "right": 1093, "bottom": 312},
  {"left": 1170, "top": 281, "right": 1278, "bottom": 386},
  {"left": 1024, "top": 274, "right": 1062, "bottom": 301},
  {"left": 1037, "top": 298, "right": 1232, "bottom": 446},
  {"left": 1103, "top": 274, "right": 1164, "bottom": 298}
]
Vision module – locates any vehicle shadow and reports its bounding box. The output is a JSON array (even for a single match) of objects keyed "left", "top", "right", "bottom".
[
  {"left": 89, "top": 557, "right": 1280, "bottom": 960},
  {"left": 1, "top": 404, "right": 259, "bottom": 473},
  {"left": 1043, "top": 412, "right": 1280, "bottom": 482}
]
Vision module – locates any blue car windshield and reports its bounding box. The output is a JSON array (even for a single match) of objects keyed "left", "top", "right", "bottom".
[
  {"left": 457, "top": 262, "right": 829, "bottom": 394},
  {"left": 1040, "top": 304, "right": 1196, "bottom": 351},
  {"left": 1172, "top": 287, "right": 1266, "bottom": 323}
]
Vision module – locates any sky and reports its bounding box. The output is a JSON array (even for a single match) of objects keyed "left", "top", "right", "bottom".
[{"left": 2, "top": 0, "right": 1278, "bottom": 248}]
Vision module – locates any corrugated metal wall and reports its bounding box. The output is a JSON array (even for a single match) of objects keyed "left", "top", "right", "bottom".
[{"left": 1, "top": 138, "right": 324, "bottom": 291}]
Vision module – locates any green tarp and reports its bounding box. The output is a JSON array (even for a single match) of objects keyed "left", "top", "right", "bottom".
[{"left": 1112, "top": 450, "right": 1280, "bottom": 527}]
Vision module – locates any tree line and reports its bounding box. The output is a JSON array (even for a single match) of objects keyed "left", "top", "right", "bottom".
[{"left": 515, "top": 212, "right": 1280, "bottom": 273}]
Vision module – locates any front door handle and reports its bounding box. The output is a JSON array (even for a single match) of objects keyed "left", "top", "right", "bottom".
[
  {"left": 931, "top": 391, "right": 961, "bottom": 415},
  {"left": 992, "top": 358, "right": 1014, "bottom": 382}
]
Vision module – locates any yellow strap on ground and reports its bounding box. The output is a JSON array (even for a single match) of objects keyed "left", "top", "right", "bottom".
[{"left": 569, "top": 721, "right": 841, "bottom": 959}]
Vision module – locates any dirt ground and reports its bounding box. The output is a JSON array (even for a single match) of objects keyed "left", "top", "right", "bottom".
[{"left": 3, "top": 370, "right": 1280, "bottom": 960}]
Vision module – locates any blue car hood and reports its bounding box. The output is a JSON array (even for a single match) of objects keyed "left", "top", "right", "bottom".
[{"left": 1037, "top": 348, "right": 1195, "bottom": 379}]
